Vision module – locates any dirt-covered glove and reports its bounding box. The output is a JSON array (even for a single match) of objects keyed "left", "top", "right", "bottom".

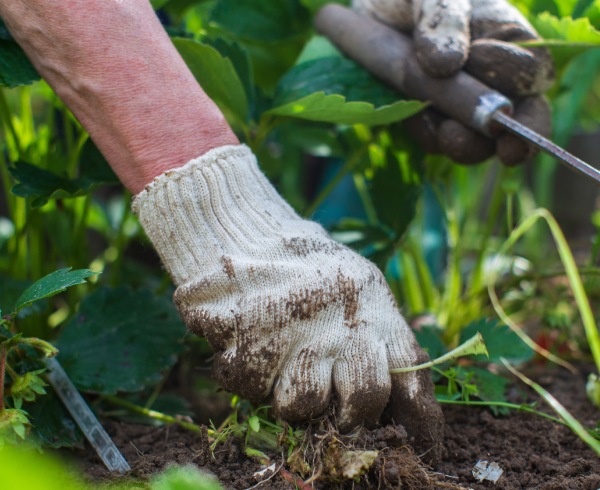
[
  {"left": 133, "top": 145, "right": 444, "bottom": 460},
  {"left": 353, "top": 0, "right": 554, "bottom": 165}
]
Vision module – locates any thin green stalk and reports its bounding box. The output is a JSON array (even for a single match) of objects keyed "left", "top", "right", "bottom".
[
  {"left": 466, "top": 165, "right": 505, "bottom": 309},
  {"left": 506, "top": 191, "right": 514, "bottom": 233},
  {"left": 440, "top": 208, "right": 462, "bottom": 340},
  {"left": 0, "top": 88, "right": 23, "bottom": 158},
  {"left": 502, "top": 358, "right": 600, "bottom": 456},
  {"left": 398, "top": 251, "right": 425, "bottom": 315},
  {"left": 12, "top": 199, "right": 28, "bottom": 279},
  {"left": 73, "top": 196, "right": 92, "bottom": 269},
  {"left": 248, "top": 116, "right": 278, "bottom": 154},
  {"left": 488, "top": 209, "right": 600, "bottom": 373},
  {"left": 352, "top": 173, "right": 378, "bottom": 226},
  {"left": 103, "top": 394, "right": 213, "bottom": 435},
  {"left": 19, "top": 87, "right": 35, "bottom": 153},
  {"left": 406, "top": 237, "right": 439, "bottom": 311},
  {"left": 0, "top": 345, "right": 7, "bottom": 412},
  {"left": 438, "top": 399, "right": 565, "bottom": 426}
]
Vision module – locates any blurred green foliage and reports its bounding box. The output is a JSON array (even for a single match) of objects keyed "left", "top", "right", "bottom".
[{"left": 0, "top": 0, "right": 599, "bottom": 472}]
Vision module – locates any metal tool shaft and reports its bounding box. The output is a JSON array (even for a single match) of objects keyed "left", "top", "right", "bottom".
[
  {"left": 493, "top": 111, "right": 600, "bottom": 184},
  {"left": 315, "top": 4, "right": 600, "bottom": 186},
  {"left": 46, "top": 358, "right": 131, "bottom": 474}
]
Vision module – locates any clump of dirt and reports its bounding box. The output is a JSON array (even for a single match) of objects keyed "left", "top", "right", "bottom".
[{"left": 69, "top": 364, "right": 600, "bottom": 489}]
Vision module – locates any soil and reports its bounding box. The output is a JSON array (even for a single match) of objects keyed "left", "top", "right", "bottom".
[{"left": 69, "top": 364, "right": 600, "bottom": 490}]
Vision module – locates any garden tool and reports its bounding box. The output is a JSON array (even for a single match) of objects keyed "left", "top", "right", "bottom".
[
  {"left": 46, "top": 358, "right": 131, "bottom": 473},
  {"left": 315, "top": 4, "right": 600, "bottom": 185}
]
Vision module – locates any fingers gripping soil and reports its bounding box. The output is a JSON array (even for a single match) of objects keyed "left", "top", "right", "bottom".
[
  {"left": 386, "top": 348, "right": 445, "bottom": 464},
  {"left": 142, "top": 147, "right": 443, "bottom": 448},
  {"left": 175, "top": 240, "right": 439, "bottom": 435}
]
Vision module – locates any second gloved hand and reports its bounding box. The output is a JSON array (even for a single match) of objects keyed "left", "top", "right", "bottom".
[
  {"left": 133, "top": 145, "right": 443, "bottom": 460},
  {"left": 353, "top": 0, "right": 554, "bottom": 165}
]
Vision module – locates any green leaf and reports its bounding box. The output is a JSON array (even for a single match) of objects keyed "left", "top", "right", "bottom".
[
  {"left": 150, "top": 465, "right": 223, "bottom": 490},
  {"left": 370, "top": 150, "right": 422, "bottom": 236},
  {"left": 78, "top": 138, "right": 120, "bottom": 186},
  {"left": 11, "top": 162, "right": 81, "bottom": 206},
  {"left": 0, "top": 39, "right": 40, "bottom": 88},
  {"left": 530, "top": 12, "right": 600, "bottom": 69},
  {"left": 56, "top": 287, "right": 186, "bottom": 394},
  {"left": 331, "top": 219, "right": 396, "bottom": 270},
  {"left": 584, "top": 0, "right": 600, "bottom": 28},
  {"left": 248, "top": 415, "right": 260, "bottom": 432},
  {"left": 274, "top": 55, "right": 403, "bottom": 108},
  {"left": 207, "top": 38, "right": 256, "bottom": 116},
  {"left": 300, "top": 0, "right": 349, "bottom": 14},
  {"left": 414, "top": 325, "right": 447, "bottom": 360},
  {"left": 553, "top": 0, "right": 579, "bottom": 16},
  {"left": 459, "top": 318, "right": 535, "bottom": 364},
  {"left": 173, "top": 39, "right": 249, "bottom": 124},
  {"left": 0, "top": 444, "right": 91, "bottom": 489},
  {"left": 13, "top": 268, "right": 97, "bottom": 313},
  {"left": 210, "top": 0, "right": 310, "bottom": 42},
  {"left": 268, "top": 92, "right": 426, "bottom": 126},
  {"left": 467, "top": 366, "right": 510, "bottom": 403},
  {"left": 28, "top": 389, "right": 84, "bottom": 449},
  {"left": 0, "top": 277, "right": 36, "bottom": 317},
  {"left": 151, "top": 0, "right": 171, "bottom": 8}
]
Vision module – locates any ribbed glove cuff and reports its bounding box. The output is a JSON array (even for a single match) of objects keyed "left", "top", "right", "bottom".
[{"left": 132, "top": 145, "right": 303, "bottom": 285}]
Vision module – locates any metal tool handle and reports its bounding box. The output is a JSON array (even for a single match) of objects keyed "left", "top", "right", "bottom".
[{"left": 314, "top": 4, "right": 512, "bottom": 135}]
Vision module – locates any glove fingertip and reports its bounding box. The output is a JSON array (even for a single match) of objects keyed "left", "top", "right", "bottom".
[
  {"left": 385, "top": 352, "right": 445, "bottom": 465},
  {"left": 414, "top": 32, "right": 469, "bottom": 77},
  {"left": 437, "top": 119, "right": 495, "bottom": 165}
]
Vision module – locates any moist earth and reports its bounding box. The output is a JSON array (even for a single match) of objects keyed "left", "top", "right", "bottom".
[{"left": 69, "top": 364, "right": 600, "bottom": 489}]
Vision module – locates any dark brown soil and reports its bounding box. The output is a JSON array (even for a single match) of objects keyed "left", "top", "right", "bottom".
[{"left": 69, "top": 364, "right": 600, "bottom": 489}]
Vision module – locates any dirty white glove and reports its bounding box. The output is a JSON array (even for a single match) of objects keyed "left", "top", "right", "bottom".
[
  {"left": 353, "top": 0, "right": 554, "bottom": 165},
  {"left": 133, "top": 145, "right": 443, "bottom": 459}
]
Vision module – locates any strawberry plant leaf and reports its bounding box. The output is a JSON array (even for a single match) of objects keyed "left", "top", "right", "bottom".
[
  {"left": 56, "top": 287, "right": 186, "bottom": 395},
  {"left": 274, "top": 55, "right": 404, "bottom": 108},
  {"left": 530, "top": 12, "right": 600, "bottom": 69},
  {"left": 467, "top": 366, "right": 510, "bottom": 403},
  {"left": 13, "top": 268, "right": 97, "bottom": 314},
  {"left": 267, "top": 92, "right": 426, "bottom": 126},
  {"left": 78, "top": 139, "right": 120, "bottom": 186},
  {"left": 370, "top": 150, "right": 423, "bottom": 236},
  {"left": 0, "top": 276, "right": 40, "bottom": 318},
  {"left": 28, "top": 390, "right": 84, "bottom": 449},
  {"left": 300, "top": 0, "right": 349, "bottom": 14},
  {"left": 0, "top": 20, "right": 40, "bottom": 88},
  {"left": 210, "top": 0, "right": 310, "bottom": 42},
  {"left": 174, "top": 39, "right": 249, "bottom": 125},
  {"left": 460, "top": 318, "right": 535, "bottom": 364}
]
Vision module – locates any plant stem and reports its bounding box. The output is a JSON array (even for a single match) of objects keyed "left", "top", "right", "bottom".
[
  {"left": 437, "top": 399, "right": 564, "bottom": 425},
  {"left": 0, "top": 345, "right": 7, "bottom": 413},
  {"left": 488, "top": 209, "right": 600, "bottom": 373},
  {"left": 103, "top": 394, "right": 214, "bottom": 436}
]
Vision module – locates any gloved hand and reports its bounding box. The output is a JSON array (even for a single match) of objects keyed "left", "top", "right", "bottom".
[
  {"left": 133, "top": 145, "right": 444, "bottom": 460},
  {"left": 353, "top": 0, "right": 554, "bottom": 165}
]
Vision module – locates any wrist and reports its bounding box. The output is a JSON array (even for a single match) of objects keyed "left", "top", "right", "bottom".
[{"left": 133, "top": 145, "right": 307, "bottom": 285}]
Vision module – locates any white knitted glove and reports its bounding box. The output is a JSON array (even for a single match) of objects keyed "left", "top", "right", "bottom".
[{"left": 133, "top": 145, "right": 443, "bottom": 458}]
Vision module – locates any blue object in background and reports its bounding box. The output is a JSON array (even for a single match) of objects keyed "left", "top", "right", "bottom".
[{"left": 312, "top": 160, "right": 447, "bottom": 281}]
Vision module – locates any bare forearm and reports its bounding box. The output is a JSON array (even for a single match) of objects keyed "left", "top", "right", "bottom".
[{"left": 0, "top": 0, "right": 238, "bottom": 193}]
